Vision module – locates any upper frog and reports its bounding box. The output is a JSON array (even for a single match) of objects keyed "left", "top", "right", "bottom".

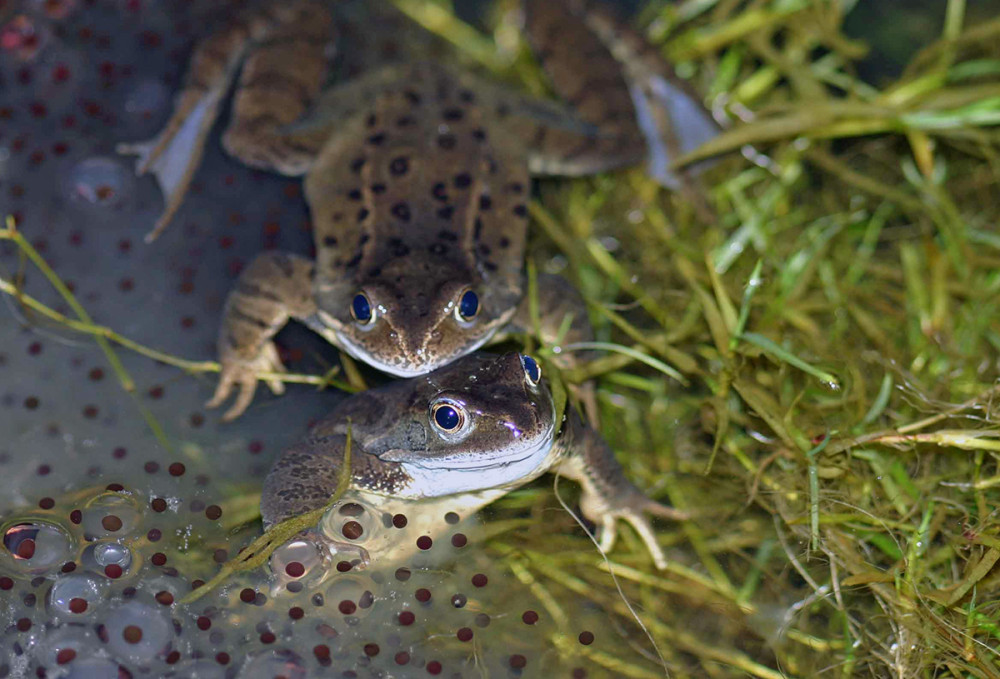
[
  {"left": 261, "top": 352, "right": 683, "bottom": 570},
  {"left": 301, "top": 70, "right": 532, "bottom": 377},
  {"left": 118, "top": 0, "right": 720, "bottom": 419}
]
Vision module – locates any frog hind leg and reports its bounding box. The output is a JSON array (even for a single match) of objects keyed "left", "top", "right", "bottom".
[
  {"left": 554, "top": 410, "right": 688, "bottom": 569},
  {"left": 117, "top": 1, "right": 332, "bottom": 242},
  {"left": 522, "top": 0, "right": 721, "bottom": 189},
  {"left": 261, "top": 436, "right": 352, "bottom": 528}
]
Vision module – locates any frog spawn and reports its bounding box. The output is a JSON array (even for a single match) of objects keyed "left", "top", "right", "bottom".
[
  {"left": 2, "top": 0, "right": 644, "bottom": 676},
  {"left": 0, "top": 479, "right": 614, "bottom": 676}
]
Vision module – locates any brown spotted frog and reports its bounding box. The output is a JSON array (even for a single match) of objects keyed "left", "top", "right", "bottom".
[
  {"left": 262, "top": 352, "right": 683, "bottom": 570},
  {"left": 118, "top": 0, "right": 719, "bottom": 420}
]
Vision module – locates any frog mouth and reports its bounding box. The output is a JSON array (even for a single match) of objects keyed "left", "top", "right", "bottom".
[
  {"left": 398, "top": 446, "right": 551, "bottom": 472},
  {"left": 380, "top": 425, "right": 555, "bottom": 470},
  {"left": 330, "top": 327, "right": 497, "bottom": 378},
  {"left": 384, "top": 430, "right": 558, "bottom": 498}
]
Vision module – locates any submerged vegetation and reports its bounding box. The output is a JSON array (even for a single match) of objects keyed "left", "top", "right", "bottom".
[{"left": 3, "top": 0, "right": 1000, "bottom": 676}]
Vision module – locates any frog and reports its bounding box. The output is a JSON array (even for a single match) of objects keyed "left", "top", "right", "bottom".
[
  {"left": 117, "top": 0, "right": 720, "bottom": 420},
  {"left": 261, "top": 352, "right": 684, "bottom": 570}
]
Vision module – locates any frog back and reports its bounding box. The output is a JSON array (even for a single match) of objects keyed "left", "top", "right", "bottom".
[{"left": 304, "top": 64, "right": 530, "bottom": 318}]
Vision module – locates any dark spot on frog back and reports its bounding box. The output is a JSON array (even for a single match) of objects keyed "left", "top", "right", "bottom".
[
  {"left": 389, "top": 156, "right": 409, "bottom": 176},
  {"left": 437, "top": 133, "right": 457, "bottom": 150}
]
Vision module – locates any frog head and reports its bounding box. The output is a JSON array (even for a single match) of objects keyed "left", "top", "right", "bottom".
[
  {"left": 313, "top": 251, "right": 521, "bottom": 377},
  {"left": 368, "top": 352, "right": 556, "bottom": 496}
]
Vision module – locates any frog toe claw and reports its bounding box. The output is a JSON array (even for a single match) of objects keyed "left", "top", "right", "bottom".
[
  {"left": 596, "top": 507, "right": 668, "bottom": 570},
  {"left": 206, "top": 370, "right": 239, "bottom": 410},
  {"left": 220, "top": 380, "right": 259, "bottom": 423},
  {"left": 207, "top": 342, "right": 286, "bottom": 421}
]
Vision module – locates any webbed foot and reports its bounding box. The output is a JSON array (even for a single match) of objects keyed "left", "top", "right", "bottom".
[
  {"left": 587, "top": 490, "right": 688, "bottom": 570},
  {"left": 555, "top": 410, "right": 687, "bottom": 569}
]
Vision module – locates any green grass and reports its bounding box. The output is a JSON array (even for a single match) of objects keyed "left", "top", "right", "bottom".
[{"left": 411, "top": 0, "right": 1000, "bottom": 676}]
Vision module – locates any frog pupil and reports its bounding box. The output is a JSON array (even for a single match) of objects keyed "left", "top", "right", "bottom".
[
  {"left": 434, "top": 405, "right": 461, "bottom": 431},
  {"left": 458, "top": 290, "right": 479, "bottom": 320},
  {"left": 521, "top": 355, "right": 540, "bottom": 384},
  {"left": 352, "top": 293, "right": 372, "bottom": 323}
]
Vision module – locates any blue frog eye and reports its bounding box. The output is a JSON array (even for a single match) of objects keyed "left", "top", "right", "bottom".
[
  {"left": 521, "top": 355, "right": 541, "bottom": 385},
  {"left": 456, "top": 289, "right": 479, "bottom": 321},
  {"left": 431, "top": 402, "right": 465, "bottom": 433},
  {"left": 351, "top": 292, "right": 374, "bottom": 325}
]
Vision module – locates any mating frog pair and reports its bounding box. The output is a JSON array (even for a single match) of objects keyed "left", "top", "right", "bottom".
[{"left": 121, "top": 0, "right": 714, "bottom": 567}]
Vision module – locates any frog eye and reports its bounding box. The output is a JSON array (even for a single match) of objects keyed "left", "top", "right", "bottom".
[
  {"left": 455, "top": 288, "right": 479, "bottom": 322},
  {"left": 350, "top": 292, "right": 375, "bottom": 325},
  {"left": 430, "top": 401, "right": 466, "bottom": 433},
  {"left": 521, "top": 355, "right": 541, "bottom": 386}
]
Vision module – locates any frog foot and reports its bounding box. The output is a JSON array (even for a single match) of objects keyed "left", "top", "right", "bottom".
[
  {"left": 207, "top": 341, "right": 286, "bottom": 422},
  {"left": 590, "top": 495, "right": 688, "bottom": 571}
]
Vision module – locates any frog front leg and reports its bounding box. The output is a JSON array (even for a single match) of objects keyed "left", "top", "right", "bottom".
[
  {"left": 261, "top": 436, "right": 349, "bottom": 529},
  {"left": 118, "top": 1, "right": 331, "bottom": 241},
  {"left": 207, "top": 252, "right": 317, "bottom": 422},
  {"left": 261, "top": 433, "right": 410, "bottom": 528},
  {"left": 554, "top": 410, "right": 687, "bottom": 569}
]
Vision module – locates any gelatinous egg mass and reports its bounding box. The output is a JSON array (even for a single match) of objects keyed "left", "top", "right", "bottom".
[
  {"left": 2, "top": 521, "right": 73, "bottom": 570},
  {"left": 65, "top": 156, "right": 133, "bottom": 207}
]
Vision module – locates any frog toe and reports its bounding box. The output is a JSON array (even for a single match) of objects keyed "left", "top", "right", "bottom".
[
  {"left": 259, "top": 342, "right": 287, "bottom": 396},
  {"left": 221, "top": 380, "right": 259, "bottom": 423},
  {"left": 206, "top": 371, "right": 238, "bottom": 410},
  {"left": 594, "top": 507, "right": 667, "bottom": 570},
  {"left": 620, "top": 509, "right": 668, "bottom": 570},
  {"left": 593, "top": 498, "right": 678, "bottom": 570},
  {"left": 645, "top": 500, "right": 690, "bottom": 522}
]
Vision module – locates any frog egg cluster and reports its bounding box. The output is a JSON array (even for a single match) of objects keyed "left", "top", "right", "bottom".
[
  {"left": 0, "top": 483, "right": 605, "bottom": 676},
  {"left": 1, "top": 0, "right": 636, "bottom": 676}
]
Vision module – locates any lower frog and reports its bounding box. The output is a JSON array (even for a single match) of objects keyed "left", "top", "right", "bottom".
[
  {"left": 119, "top": 0, "right": 719, "bottom": 420},
  {"left": 261, "top": 352, "right": 684, "bottom": 571}
]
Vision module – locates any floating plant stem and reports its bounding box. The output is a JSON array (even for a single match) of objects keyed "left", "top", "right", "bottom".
[
  {"left": 563, "top": 341, "right": 688, "bottom": 385},
  {"left": 730, "top": 258, "right": 764, "bottom": 350},
  {"left": 0, "top": 271, "right": 354, "bottom": 393},
  {"left": 805, "top": 433, "right": 831, "bottom": 552},
  {"left": 180, "top": 423, "right": 355, "bottom": 605},
  {"left": 1, "top": 217, "right": 174, "bottom": 451},
  {"left": 738, "top": 331, "right": 840, "bottom": 389}
]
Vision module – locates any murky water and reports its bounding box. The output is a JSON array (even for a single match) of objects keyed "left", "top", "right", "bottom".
[{"left": 0, "top": 1, "right": 657, "bottom": 676}]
